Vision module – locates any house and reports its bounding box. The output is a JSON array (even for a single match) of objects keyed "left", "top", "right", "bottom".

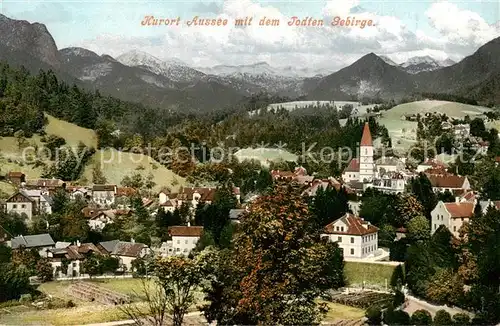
[
  {"left": 417, "top": 158, "right": 447, "bottom": 173},
  {"left": 5, "top": 191, "right": 36, "bottom": 220},
  {"left": 342, "top": 123, "right": 375, "bottom": 183},
  {"left": 88, "top": 209, "right": 131, "bottom": 231},
  {"left": 302, "top": 178, "right": 342, "bottom": 196},
  {"left": 426, "top": 174, "right": 471, "bottom": 193},
  {"left": 24, "top": 178, "right": 65, "bottom": 192},
  {"left": 48, "top": 242, "right": 102, "bottom": 278},
  {"left": 454, "top": 124, "right": 470, "bottom": 138},
  {"left": 322, "top": 213, "right": 379, "bottom": 259},
  {"left": 395, "top": 227, "right": 407, "bottom": 240},
  {"left": 98, "top": 240, "right": 150, "bottom": 272},
  {"left": 165, "top": 226, "right": 203, "bottom": 256},
  {"left": 69, "top": 187, "right": 91, "bottom": 201},
  {"left": 374, "top": 156, "right": 405, "bottom": 176},
  {"left": 431, "top": 200, "right": 474, "bottom": 237},
  {"left": 271, "top": 166, "right": 314, "bottom": 185},
  {"left": 371, "top": 172, "right": 406, "bottom": 194},
  {"left": 9, "top": 233, "right": 55, "bottom": 257},
  {"left": 229, "top": 209, "right": 246, "bottom": 223},
  {"left": 0, "top": 225, "right": 11, "bottom": 243},
  {"left": 92, "top": 184, "right": 117, "bottom": 207},
  {"left": 6, "top": 190, "right": 53, "bottom": 219},
  {"left": 159, "top": 186, "right": 240, "bottom": 213},
  {"left": 6, "top": 171, "right": 25, "bottom": 185}
]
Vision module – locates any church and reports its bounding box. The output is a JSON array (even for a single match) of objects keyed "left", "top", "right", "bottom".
[
  {"left": 342, "top": 122, "right": 375, "bottom": 183},
  {"left": 341, "top": 122, "right": 409, "bottom": 194}
]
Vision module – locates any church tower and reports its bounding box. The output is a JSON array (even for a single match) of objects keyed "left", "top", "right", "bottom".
[{"left": 359, "top": 122, "right": 374, "bottom": 182}]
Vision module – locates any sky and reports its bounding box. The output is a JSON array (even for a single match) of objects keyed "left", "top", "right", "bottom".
[{"left": 1, "top": 0, "right": 500, "bottom": 71}]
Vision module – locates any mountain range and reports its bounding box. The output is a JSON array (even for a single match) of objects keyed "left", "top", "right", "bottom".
[{"left": 0, "top": 13, "right": 498, "bottom": 112}]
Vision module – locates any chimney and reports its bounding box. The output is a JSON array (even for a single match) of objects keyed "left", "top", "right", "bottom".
[
  {"left": 455, "top": 197, "right": 460, "bottom": 203},
  {"left": 76, "top": 240, "right": 81, "bottom": 247},
  {"left": 187, "top": 221, "right": 191, "bottom": 227},
  {"left": 130, "top": 237, "right": 135, "bottom": 244}
]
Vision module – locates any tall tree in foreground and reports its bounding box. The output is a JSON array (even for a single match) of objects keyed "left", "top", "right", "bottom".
[
  {"left": 121, "top": 254, "right": 206, "bottom": 326},
  {"left": 201, "top": 183, "right": 345, "bottom": 325}
]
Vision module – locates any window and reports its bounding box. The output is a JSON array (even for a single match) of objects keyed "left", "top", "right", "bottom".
[
  {"left": 185, "top": 240, "right": 188, "bottom": 244},
  {"left": 350, "top": 248, "right": 354, "bottom": 255},
  {"left": 13, "top": 204, "right": 17, "bottom": 209},
  {"left": 176, "top": 248, "right": 180, "bottom": 252},
  {"left": 183, "top": 248, "right": 187, "bottom": 252},
  {"left": 434, "top": 224, "right": 437, "bottom": 230},
  {"left": 177, "top": 240, "right": 180, "bottom": 244},
  {"left": 193, "top": 239, "right": 197, "bottom": 244},
  {"left": 365, "top": 149, "right": 368, "bottom": 155},
  {"left": 350, "top": 237, "right": 354, "bottom": 243},
  {"left": 341, "top": 227, "right": 345, "bottom": 232},
  {"left": 21, "top": 204, "right": 26, "bottom": 208},
  {"left": 336, "top": 226, "right": 339, "bottom": 231},
  {"left": 453, "top": 226, "right": 457, "bottom": 232},
  {"left": 337, "top": 236, "right": 342, "bottom": 243}
]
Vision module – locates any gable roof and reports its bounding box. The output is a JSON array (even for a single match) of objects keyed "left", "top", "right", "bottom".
[
  {"left": 6, "top": 191, "right": 35, "bottom": 203},
  {"left": 7, "top": 172, "right": 24, "bottom": 178},
  {"left": 116, "top": 187, "right": 137, "bottom": 197},
  {"left": 168, "top": 226, "right": 204, "bottom": 237},
  {"left": 343, "top": 158, "right": 360, "bottom": 173},
  {"left": 427, "top": 174, "right": 468, "bottom": 189},
  {"left": 11, "top": 234, "right": 55, "bottom": 249},
  {"left": 443, "top": 202, "right": 475, "bottom": 218},
  {"left": 177, "top": 187, "right": 217, "bottom": 202},
  {"left": 99, "top": 240, "right": 120, "bottom": 253},
  {"left": 324, "top": 213, "right": 378, "bottom": 236},
  {"left": 92, "top": 184, "right": 117, "bottom": 192},
  {"left": 25, "top": 178, "right": 64, "bottom": 188},
  {"left": 112, "top": 242, "right": 147, "bottom": 257},
  {"left": 360, "top": 122, "right": 373, "bottom": 146}
]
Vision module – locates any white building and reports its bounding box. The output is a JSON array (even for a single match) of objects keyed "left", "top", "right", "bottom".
[
  {"left": 431, "top": 200, "right": 474, "bottom": 237},
  {"left": 371, "top": 172, "right": 407, "bottom": 194},
  {"left": 322, "top": 213, "right": 379, "bottom": 259},
  {"left": 5, "top": 190, "right": 53, "bottom": 221},
  {"left": 92, "top": 185, "right": 117, "bottom": 207},
  {"left": 454, "top": 124, "right": 470, "bottom": 138},
  {"left": 159, "top": 187, "right": 240, "bottom": 213},
  {"left": 47, "top": 242, "right": 102, "bottom": 278},
  {"left": 342, "top": 123, "right": 406, "bottom": 185},
  {"left": 359, "top": 123, "right": 375, "bottom": 183},
  {"left": 166, "top": 226, "right": 203, "bottom": 256}
]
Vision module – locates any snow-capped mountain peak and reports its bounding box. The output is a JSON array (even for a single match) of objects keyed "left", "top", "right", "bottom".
[
  {"left": 399, "top": 55, "right": 455, "bottom": 74},
  {"left": 116, "top": 50, "right": 204, "bottom": 83}
]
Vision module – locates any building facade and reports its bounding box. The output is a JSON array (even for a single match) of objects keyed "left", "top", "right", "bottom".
[{"left": 322, "top": 213, "right": 379, "bottom": 259}]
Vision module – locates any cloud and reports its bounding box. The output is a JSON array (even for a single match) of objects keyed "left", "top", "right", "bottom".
[
  {"left": 426, "top": 1, "right": 500, "bottom": 49},
  {"left": 192, "top": 2, "right": 223, "bottom": 14},
  {"left": 76, "top": 0, "right": 500, "bottom": 71}
]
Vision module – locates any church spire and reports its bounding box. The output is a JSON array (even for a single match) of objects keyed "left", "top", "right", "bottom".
[{"left": 360, "top": 122, "right": 373, "bottom": 146}]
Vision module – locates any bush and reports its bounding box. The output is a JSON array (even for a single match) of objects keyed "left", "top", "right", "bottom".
[
  {"left": 384, "top": 308, "right": 410, "bottom": 325},
  {"left": 411, "top": 309, "right": 433, "bottom": 325},
  {"left": 66, "top": 300, "right": 76, "bottom": 308},
  {"left": 19, "top": 294, "right": 32, "bottom": 303},
  {"left": 365, "top": 306, "right": 382, "bottom": 325},
  {"left": 452, "top": 313, "right": 470, "bottom": 325},
  {"left": 433, "top": 310, "right": 452, "bottom": 325}
]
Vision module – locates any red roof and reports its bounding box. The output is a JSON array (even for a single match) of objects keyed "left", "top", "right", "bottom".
[
  {"left": 444, "top": 202, "right": 474, "bottom": 218},
  {"left": 324, "top": 213, "right": 378, "bottom": 236},
  {"left": 427, "top": 174, "right": 468, "bottom": 189},
  {"left": 168, "top": 226, "right": 203, "bottom": 237},
  {"left": 360, "top": 122, "right": 373, "bottom": 146},
  {"left": 344, "top": 158, "right": 360, "bottom": 173}
]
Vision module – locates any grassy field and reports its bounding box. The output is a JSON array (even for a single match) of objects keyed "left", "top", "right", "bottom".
[
  {"left": 234, "top": 148, "right": 298, "bottom": 167},
  {"left": 0, "top": 114, "right": 185, "bottom": 191},
  {"left": 344, "top": 262, "right": 397, "bottom": 288},
  {"left": 376, "top": 100, "right": 492, "bottom": 151},
  {"left": 0, "top": 181, "right": 16, "bottom": 198},
  {"left": 81, "top": 148, "right": 186, "bottom": 192},
  {"left": 322, "top": 301, "right": 365, "bottom": 321}
]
